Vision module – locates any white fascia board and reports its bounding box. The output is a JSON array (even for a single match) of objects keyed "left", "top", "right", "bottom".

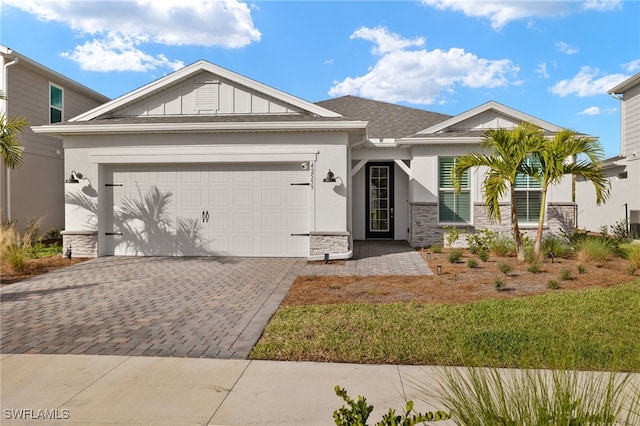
[
  {"left": 415, "top": 100, "right": 563, "bottom": 135},
  {"left": 397, "top": 137, "right": 481, "bottom": 145},
  {"left": 31, "top": 120, "right": 369, "bottom": 136},
  {"left": 71, "top": 60, "right": 341, "bottom": 122},
  {"left": 608, "top": 72, "right": 640, "bottom": 95}
]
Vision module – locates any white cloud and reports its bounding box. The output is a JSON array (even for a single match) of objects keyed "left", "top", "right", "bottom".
[
  {"left": 350, "top": 26, "right": 425, "bottom": 55},
  {"left": 555, "top": 41, "right": 579, "bottom": 55},
  {"left": 579, "top": 106, "right": 616, "bottom": 115},
  {"left": 61, "top": 34, "right": 185, "bottom": 72},
  {"left": 5, "top": 0, "right": 260, "bottom": 72},
  {"left": 582, "top": 0, "right": 622, "bottom": 11},
  {"left": 329, "top": 27, "right": 519, "bottom": 105},
  {"left": 536, "top": 62, "right": 550, "bottom": 78},
  {"left": 623, "top": 59, "right": 640, "bottom": 72},
  {"left": 421, "top": 0, "right": 567, "bottom": 30},
  {"left": 550, "top": 67, "right": 629, "bottom": 97}
]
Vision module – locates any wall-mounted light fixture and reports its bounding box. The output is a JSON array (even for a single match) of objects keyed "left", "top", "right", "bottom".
[
  {"left": 65, "top": 170, "right": 84, "bottom": 183},
  {"left": 323, "top": 170, "right": 337, "bottom": 183}
]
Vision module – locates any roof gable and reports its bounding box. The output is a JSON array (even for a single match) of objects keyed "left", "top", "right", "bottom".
[
  {"left": 415, "top": 100, "right": 562, "bottom": 135},
  {"left": 71, "top": 60, "right": 341, "bottom": 122}
]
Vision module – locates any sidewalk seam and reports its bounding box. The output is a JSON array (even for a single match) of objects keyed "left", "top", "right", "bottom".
[{"left": 206, "top": 359, "right": 253, "bottom": 425}]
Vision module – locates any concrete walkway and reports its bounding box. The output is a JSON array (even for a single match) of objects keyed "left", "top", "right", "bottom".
[{"left": 0, "top": 354, "right": 453, "bottom": 425}]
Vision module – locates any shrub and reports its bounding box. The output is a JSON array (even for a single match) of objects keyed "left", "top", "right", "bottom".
[
  {"left": 493, "top": 278, "right": 505, "bottom": 290},
  {"left": 467, "top": 229, "right": 493, "bottom": 255},
  {"left": 624, "top": 244, "right": 640, "bottom": 269},
  {"left": 428, "top": 367, "right": 640, "bottom": 426},
  {"left": 577, "top": 237, "right": 614, "bottom": 265},
  {"left": 22, "top": 217, "right": 42, "bottom": 248},
  {"left": 560, "top": 268, "right": 573, "bottom": 281},
  {"left": 628, "top": 265, "right": 637, "bottom": 276},
  {"left": 0, "top": 221, "right": 19, "bottom": 259},
  {"left": 6, "top": 246, "right": 28, "bottom": 274},
  {"left": 477, "top": 249, "right": 489, "bottom": 262},
  {"left": 528, "top": 263, "right": 541, "bottom": 274},
  {"left": 547, "top": 280, "right": 560, "bottom": 290},
  {"left": 524, "top": 246, "right": 536, "bottom": 264},
  {"left": 467, "top": 259, "right": 479, "bottom": 269},
  {"left": 333, "top": 386, "right": 450, "bottom": 426},
  {"left": 447, "top": 249, "right": 463, "bottom": 264},
  {"left": 611, "top": 218, "right": 631, "bottom": 242},
  {"left": 443, "top": 225, "right": 460, "bottom": 248},
  {"left": 541, "top": 233, "right": 572, "bottom": 258},
  {"left": 577, "top": 264, "right": 586, "bottom": 274},
  {"left": 498, "top": 262, "right": 512, "bottom": 276},
  {"left": 431, "top": 244, "right": 442, "bottom": 254},
  {"left": 489, "top": 233, "right": 515, "bottom": 257}
]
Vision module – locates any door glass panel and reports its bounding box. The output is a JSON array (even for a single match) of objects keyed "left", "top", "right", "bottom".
[{"left": 369, "top": 166, "right": 390, "bottom": 233}]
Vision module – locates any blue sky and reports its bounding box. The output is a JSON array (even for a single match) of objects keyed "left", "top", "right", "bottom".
[{"left": 1, "top": 0, "right": 638, "bottom": 157}]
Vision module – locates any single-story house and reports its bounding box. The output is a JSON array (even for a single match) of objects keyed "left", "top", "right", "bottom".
[
  {"left": 33, "top": 60, "right": 576, "bottom": 258},
  {"left": 576, "top": 72, "right": 640, "bottom": 237},
  {"left": 1, "top": 45, "right": 110, "bottom": 234}
]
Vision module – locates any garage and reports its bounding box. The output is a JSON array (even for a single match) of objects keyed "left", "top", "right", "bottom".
[{"left": 105, "top": 163, "right": 310, "bottom": 257}]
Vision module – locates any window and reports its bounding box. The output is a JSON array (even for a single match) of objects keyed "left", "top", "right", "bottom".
[
  {"left": 439, "top": 157, "right": 470, "bottom": 223},
  {"left": 50, "top": 84, "right": 63, "bottom": 123},
  {"left": 514, "top": 157, "right": 542, "bottom": 222}
]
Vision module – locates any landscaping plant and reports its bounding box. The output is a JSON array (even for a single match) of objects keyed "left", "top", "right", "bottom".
[
  {"left": 423, "top": 367, "right": 640, "bottom": 426},
  {"left": 497, "top": 262, "right": 512, "bottom": 276},
  {"left": 577, "top": 237, "right": 614, "bottom": 265},
  {"left": 447, "top": 249, "right": 463, "bottom": 264}
]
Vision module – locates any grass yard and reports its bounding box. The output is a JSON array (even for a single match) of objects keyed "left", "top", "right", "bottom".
[{"left": 251, "top": 278, "right": 640, "bottom": 372}]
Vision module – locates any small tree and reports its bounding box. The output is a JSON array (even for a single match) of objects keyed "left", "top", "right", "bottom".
[
  {"left": 452, "top": 122, "right": 544, "bottom": 260},
  {"left": 532, "top": 130, "right": 609, "bottom": 259}
]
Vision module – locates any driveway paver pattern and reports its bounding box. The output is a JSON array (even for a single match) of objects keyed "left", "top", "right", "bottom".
[
  {"left": 1, "top": 256, "right": 304, "bottom": 359},
  {"left": 1, "top": 241, "right": 431, "bottom": 359}
]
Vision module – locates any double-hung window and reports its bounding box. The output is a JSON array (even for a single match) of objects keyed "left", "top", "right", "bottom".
[
  {"left": 514, "top": 157, "right": 542, "bottom": 222},
  {"left": 439, "top": 157, "right": 470, "bottom": 223},
  {"left": 50, "top": 84, "right": 63, "bottom": 123}
]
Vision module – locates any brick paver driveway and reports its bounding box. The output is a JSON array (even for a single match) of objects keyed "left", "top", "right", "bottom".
[{"left": 1, "top": 256, "right": 304, "bottom": 359}]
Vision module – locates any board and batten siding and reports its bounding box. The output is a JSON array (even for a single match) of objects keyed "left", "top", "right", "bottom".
[
  {"left": 113, "top": 71, "right": 298, "bottom": 117},
  {"left": 622, "top": 83, "right": 640, "bottom": 157}
]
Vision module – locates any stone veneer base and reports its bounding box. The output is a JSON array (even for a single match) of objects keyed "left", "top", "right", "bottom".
[
  {"left": 61, "top": 230, "right": 98, "bottom": 258},
  {"left": 309, "top": 231, "right": 350, "bottom": 257}
]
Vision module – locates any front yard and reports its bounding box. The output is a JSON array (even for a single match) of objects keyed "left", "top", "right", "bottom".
[{"left": 251, "top": 246, "right": 640, "bottom": 372}]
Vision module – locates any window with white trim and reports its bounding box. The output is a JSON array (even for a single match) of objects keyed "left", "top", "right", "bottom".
[
  {"left": 439, "top": 157, "right": 470, "bottom": 223},
  {"left": 50, "top": 84, "right": 63, "bottom": 123},
  {"left": 514, "top": 157, "right": 542, "bottom": 222}
]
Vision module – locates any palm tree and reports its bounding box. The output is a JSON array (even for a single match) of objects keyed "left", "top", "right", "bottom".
[
  {"left": 0, "top": 90, "right": 28, "bottom": 169},
  {"left": 452, "top": 122, "right": 545, "bottom": 260},
  {"left": 531, "top": 130, "right": 609, "bottom": 259}
]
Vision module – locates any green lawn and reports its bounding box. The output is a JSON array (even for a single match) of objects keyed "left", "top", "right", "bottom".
[{"left": 250, "top": 279, "right": 640, "bottom": 372}]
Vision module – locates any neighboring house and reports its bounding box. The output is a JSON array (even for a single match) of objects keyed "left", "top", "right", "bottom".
[
  {"left": 33, "top": 60, "right": 576, "bottom": 258},
  {"left": 0, "top": 45, "right": 109, "bottom": 234},
  {"left": 575, "top": 72, "right": 640, "bottom": 238}
]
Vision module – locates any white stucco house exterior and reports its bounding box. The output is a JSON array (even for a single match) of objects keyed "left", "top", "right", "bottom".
[
  {"left": 33, "top": 60, "right": 576, "bottom": 258},
  {"left": 576, "top": 72, "right": 640, "bottom": 237},
  {"left": 1, "top": 45, "right": 110, "bottom": 234}
]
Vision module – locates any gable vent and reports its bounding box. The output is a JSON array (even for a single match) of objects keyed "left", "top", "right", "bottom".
[{"left": 195, "top": 81, "right": 220, "bottom": 113}]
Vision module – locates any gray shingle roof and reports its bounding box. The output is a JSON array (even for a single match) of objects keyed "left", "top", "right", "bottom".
[{"left": 315, "top": 95, "right": 452, "bottom": 139}]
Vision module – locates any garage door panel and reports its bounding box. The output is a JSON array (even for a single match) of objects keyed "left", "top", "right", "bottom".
[{"left": 106, "top": 163, "right": 309, "bottom": 257}]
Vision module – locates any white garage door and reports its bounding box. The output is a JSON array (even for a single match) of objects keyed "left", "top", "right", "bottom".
[{"left": 105, "top": 163, "right": 310, "bottom": 257}]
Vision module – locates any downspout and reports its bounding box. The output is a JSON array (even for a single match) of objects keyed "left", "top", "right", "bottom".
[{"left": 3, "top": 53, "right": 19, "bottom": 222}]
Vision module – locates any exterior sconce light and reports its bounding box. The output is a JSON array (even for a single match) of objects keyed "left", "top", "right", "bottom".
[
  {"left": 65, "top": 170, "right": 84, "bottom": 183},
  {"left": 323, "top": 170, "right": 337, "bottom": 183},
  {"left": 437, "top": 265, "right": 442, "bottom": 275}
]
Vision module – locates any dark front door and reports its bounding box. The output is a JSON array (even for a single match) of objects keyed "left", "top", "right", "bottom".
[{"left": 365, "top": 162, "right": 394, "bottom": 239}]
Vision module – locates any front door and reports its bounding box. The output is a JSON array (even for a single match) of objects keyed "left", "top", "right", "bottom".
[{"left": 365, "top": 162, "right": 394, "bottom": 239}]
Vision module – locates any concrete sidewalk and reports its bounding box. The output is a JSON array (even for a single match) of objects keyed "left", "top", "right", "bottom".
[{"left": 0, "top": 354, "right": 451, "bottom": 425}]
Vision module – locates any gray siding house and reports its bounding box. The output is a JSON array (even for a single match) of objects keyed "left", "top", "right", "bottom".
[
  {"left": 1, "top": 45, "right": 109, "bottom": 234},
  {"left": 576, "top": 72, "right": 640, "bottom": 237}
]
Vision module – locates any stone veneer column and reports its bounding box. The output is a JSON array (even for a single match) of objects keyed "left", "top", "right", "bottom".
[
  {"left": 473, "top": 202, "right": 512, "bottom": 234},
  {"left": 547, "top": 202, "right": 576, "bottom": 235},
  {"left": 61, "top": 230, "right": 98, "bottom": 258},
  {"left": 309, "top": 231, "right": 350, "bottom": 257},
  {"left": 409, "top": 202, "right": 442, "bottom": 247}
]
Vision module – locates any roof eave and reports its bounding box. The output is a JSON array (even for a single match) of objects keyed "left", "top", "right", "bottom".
[
  {"left": 608, "top": 72, "right": 640, "bottom": 95},
  {"left": 398, "top": 137, "right": 481, "bottom": 145},
  {"left": 31, "top": 120, "right": 369, "bottom": 136}
]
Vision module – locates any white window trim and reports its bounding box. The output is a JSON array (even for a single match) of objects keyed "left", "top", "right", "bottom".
[
  {"left": 49, "top": 82, "right": 64, "bottom": 124},
  {"left": 437, "top": 156, "right": 472, "bottom": 225}
]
